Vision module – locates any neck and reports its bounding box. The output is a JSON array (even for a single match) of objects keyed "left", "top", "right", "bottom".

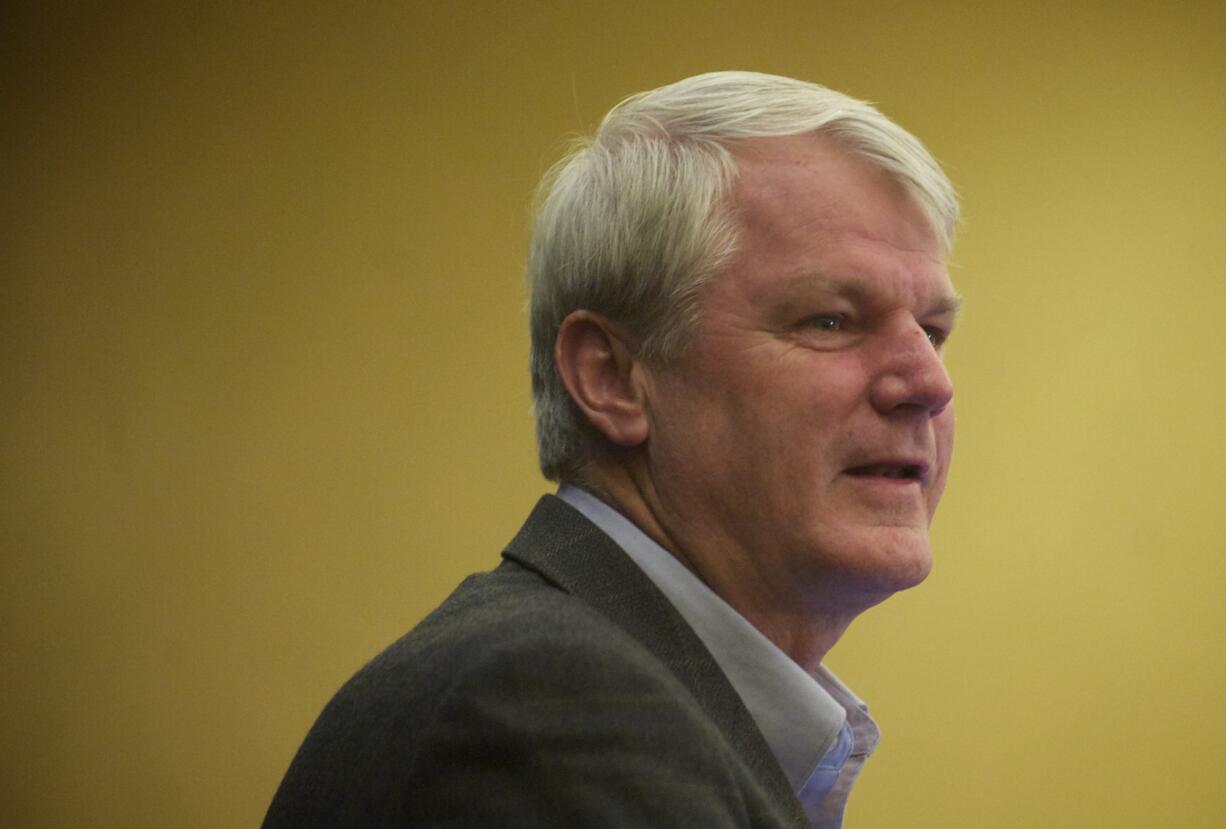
[{"left": 575, "top": 458, "right": 878, "bottom": 672}]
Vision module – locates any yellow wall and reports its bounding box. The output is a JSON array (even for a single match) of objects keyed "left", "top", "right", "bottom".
[{"left": 4, "top": 3, "right": 1224, "bottom": 826}]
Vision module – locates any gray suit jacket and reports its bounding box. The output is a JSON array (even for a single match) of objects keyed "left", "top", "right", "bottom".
[{"left": 263, "top": 495, "right": 809, "bottom": 827}]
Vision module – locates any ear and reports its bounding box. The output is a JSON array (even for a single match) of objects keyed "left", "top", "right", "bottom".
[{"left": 553, "top": 310, "right": 649, "bottom": 448}]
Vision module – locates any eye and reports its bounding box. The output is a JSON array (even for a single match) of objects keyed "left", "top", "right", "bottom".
[
  {"left": 924, "top": 326, "right": 948, "bottom": 348},
  {"left": 805, "top": 313, "right": 845, "bottom": 332}
]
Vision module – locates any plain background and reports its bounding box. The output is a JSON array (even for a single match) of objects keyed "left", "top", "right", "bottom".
[{"left": 3, "top": 2, "right": 1224, "bottom": 826}]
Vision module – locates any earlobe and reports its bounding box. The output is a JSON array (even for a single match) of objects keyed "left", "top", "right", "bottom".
[{"left": 554, "top": 311, "right": 650, "bottom": 448}]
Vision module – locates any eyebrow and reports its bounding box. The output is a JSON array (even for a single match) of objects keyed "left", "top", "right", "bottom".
[
  {"left": 784, "top": 272, "right": 964, "bottom": 318},
  {"left": 928, "top": 293, "right": 964, "bottom": 317}
]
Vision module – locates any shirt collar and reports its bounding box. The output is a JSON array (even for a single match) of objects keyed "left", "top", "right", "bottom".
[{"left": 557, "top": 484, "right": 870, "bottom": 793}]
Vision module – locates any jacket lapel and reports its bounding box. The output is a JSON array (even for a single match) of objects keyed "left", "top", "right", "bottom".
[{"left": 503, "top": 494, "right": 807, "bottom": 826}]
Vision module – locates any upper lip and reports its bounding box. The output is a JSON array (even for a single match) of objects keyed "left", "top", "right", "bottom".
[{"left": 843, "top": 457, "right": 931, "bottom": 483}]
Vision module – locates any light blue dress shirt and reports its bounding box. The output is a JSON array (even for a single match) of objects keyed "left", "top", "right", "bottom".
[{"left": 558, "top": 485, "right": 880, "bottom": 829}]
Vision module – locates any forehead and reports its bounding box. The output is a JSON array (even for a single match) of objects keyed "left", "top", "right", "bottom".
[{"left": 721, "top": 134, "right": 954, "bottom": 308}]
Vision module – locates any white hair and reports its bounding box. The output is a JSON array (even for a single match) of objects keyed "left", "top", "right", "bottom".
[{"left": 528, "top": 71, "right": 959, "bottom": 482}]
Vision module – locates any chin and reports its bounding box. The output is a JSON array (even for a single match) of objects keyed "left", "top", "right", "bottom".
[
  {"left": 892, "top": 551, "right": 933, "bottom": 591},
  {"left": 840, "top": 527, "right": 933, "bottom": 596}
]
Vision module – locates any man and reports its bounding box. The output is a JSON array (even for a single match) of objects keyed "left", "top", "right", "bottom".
[{"left": 264, "top": 71, "right": 960, "bottom": 828}]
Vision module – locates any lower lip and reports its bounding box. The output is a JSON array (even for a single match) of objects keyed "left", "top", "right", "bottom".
[{"left": 843, "top": 473, "right": 922, "bottom": 489}]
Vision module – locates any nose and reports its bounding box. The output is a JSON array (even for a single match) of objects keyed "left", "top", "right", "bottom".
[{"left": 869, "top": 323, "right": 954, "bottom": 416}]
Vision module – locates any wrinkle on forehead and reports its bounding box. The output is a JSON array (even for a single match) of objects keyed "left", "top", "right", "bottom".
[{"left": 730, "top": 134, "right": 941, "bottom": 258}]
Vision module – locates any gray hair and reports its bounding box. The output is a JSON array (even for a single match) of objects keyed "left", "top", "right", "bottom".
[{"left": 528, "top": 71, "right": 959, "bottom": 482}]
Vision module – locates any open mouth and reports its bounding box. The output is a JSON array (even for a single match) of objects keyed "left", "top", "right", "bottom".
[{"left": 844, "top": 463, "right": 925, "bottom": 482}]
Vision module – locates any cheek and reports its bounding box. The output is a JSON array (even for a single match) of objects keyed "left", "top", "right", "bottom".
[
  {"left": 936, "top": 404, "right": 955, "bottom": 463},
  {"left": 646, "top": 369, "right": 757, "bottom": 478},
  {"left": 927, "top": 407, "right": 956, "bottom": 517}
]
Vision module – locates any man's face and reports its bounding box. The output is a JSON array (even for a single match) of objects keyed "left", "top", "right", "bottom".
[{"left": 640, "top": 133, "right": 959, "bottom": 623}]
